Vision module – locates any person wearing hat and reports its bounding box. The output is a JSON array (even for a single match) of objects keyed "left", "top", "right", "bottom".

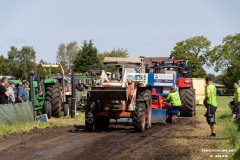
[
  {"left": 166, "top": 85, "right": 182, "bottom": 124},
  {"left": 17, "top": 80, "right": 28, "bottom": 103},
  {"left": 7, "top": 81, "right": 16, "bottom": 103},
  {"left": 204, "top": 76, "right": 217, "bottom": 139}
]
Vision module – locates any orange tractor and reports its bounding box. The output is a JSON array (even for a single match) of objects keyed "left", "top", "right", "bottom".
[{"left": 85, "top": 57, "right": 152, "bottom": 132}]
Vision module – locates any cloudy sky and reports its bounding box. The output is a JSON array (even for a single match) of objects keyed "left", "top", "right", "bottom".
[{"left": 0, "top": 0, "right": 239, "bottom": 75}]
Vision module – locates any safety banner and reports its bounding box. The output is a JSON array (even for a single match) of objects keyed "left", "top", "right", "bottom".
[{"left": 0, "top": 102, "right": 34, "bottom": 124}]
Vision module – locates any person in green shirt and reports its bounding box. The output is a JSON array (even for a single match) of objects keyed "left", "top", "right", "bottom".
[
  {"left": 204, "top": 76, "right": 217, "bottom": 139},
  {"left": 228, "top": 83, "right": 240, "bottom": 119},
  {"left": 166, "top": 86, "right": 182, "bottom": 124}
]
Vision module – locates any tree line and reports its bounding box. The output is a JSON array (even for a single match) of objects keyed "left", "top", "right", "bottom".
[
  {"left": 0, "top": 33, "right": 239, "bottom": 88},
  {"left": 0, "top": 40, "right": 129, "bottom": 80}
]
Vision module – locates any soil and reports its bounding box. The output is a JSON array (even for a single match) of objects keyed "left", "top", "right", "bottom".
[{"left": 0, "top": 118, "right": 225, "bottom": 160}]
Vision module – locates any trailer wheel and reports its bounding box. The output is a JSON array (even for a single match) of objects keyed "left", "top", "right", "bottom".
[
  {"left": 143, "top": 90, "right": 152, "bottom": 130},
  {"left": 179, "top": 88, "right": 195, "bottom": 117},
  {"left": 85, "top": 101, "right": 96, "bottom": 131},
  {"left": 44, "top": 101, "right": 52, "bottom": 119},
  {"left": 133, "top": 101, "right": 146, "bottom": 132}
]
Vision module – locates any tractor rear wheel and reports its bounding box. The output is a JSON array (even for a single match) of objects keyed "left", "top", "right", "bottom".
[
  {"left": 85, "top": 101, "right": 96, "bottom": 131},
  {"left": 179, "top": 88, "right": 195, "bottom": 117},
  {"left": 133, "top": 100, "right": 146, "bottom": 132},
  {"left": 44, "top": 101, "right": 52, "bottom": 119}
]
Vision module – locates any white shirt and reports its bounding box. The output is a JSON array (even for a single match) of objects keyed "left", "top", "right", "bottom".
[{"left": 7, "top": 86, "right": 15, "bottom": 102}]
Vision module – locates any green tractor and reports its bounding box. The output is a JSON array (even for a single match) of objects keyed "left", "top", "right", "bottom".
[
  {"left": 75, "top": 70, "right": 101, "bottom": 109},
  {"left": 40, "top": 63, "right": 72, "bottom": 118}
]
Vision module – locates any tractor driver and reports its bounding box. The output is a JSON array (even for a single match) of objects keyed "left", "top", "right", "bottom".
[
  {"left": 166, "top": 86, "right": 182, "bottom": 124},
  {"left": 76, "top": 80, "right": 87, "bottom": 92}
]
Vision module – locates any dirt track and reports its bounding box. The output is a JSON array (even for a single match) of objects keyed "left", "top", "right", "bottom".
[{"left": 0, "top": 118, "right": 224, "bottom": 160}]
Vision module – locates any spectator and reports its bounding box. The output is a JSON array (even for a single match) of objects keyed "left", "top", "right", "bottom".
[
  {"left": 204, "top": 76, "right": 217, "bottom": 139},
  {"left": 76, "top": 80, "right": 87, "bottom": 92},
  {"left": 0, "top": 77, "right": 10, "bottom": 104},
  {"left": 7, "top": 81, "right": 16, "bottom": 103},
  {"left": 18, "top": 80, "right": 28, "bottom": 103},
  {"left": 229, "top": 83, "right": 240, "bottom": 119}
]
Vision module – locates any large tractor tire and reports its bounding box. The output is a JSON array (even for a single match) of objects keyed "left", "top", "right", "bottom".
[
  {"left": 44, "top": 101, "right": 52, "bottom": 119},
  {"left": 179, "top": 88, "right": 196, "bottom": 117},
  {"left": 133, "top": 99, "right": 147, "bottom": 132},
  {"left": 85, "top": 101, "right": 96, "bottom": 131},
  {"left": 143, "top": 90, "right": 152, "bottom": 130},
  {"left": 51, "top": 85, "right": 61, "bottom": 118},
  {"left": 45, "top": 84, "right": 61, "bottom": 118}
]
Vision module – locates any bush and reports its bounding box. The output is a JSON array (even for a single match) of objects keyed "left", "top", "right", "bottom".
[{"left": 224, "top": 88, "right": 235, "bottom": 95}]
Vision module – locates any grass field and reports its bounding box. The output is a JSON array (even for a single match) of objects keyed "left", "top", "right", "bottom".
[
  {"left": 196, "top": 96, "right": 240, "bottom": 159},
  {"left": 0, "top": 111, "right": 85, "bottom": 139}
]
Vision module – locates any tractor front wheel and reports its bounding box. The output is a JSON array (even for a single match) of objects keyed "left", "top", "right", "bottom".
[
  {"left": 143, "top": 90, "right": 152, "bottom": 130},
  {"left": 133, "top": 101, "right": 146, "bottom": 132},
  {"left": 85, "top": 101, "right": 96, "bottom": 131},
  {"left": 63, "top": 103, "right": 70, "bottom": 116},
  {"left": 44, "top": 101, "right": 52, "bottom": 119}
]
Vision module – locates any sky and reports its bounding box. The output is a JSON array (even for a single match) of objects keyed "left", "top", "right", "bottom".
[{"left": 0, "top": 0, "right": 240, "bottom": 75}]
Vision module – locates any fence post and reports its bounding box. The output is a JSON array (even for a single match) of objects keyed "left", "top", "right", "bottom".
[{"left": 71, "top": 72, "right": 76, "bottom": 118}]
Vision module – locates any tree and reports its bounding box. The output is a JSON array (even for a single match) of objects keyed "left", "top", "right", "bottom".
[
  {"left": 7, "top": 46, "right": 36, "bottom": 79},
  {"left": 207, "top": 74, "right": 216, "bottom": 82},
  {"left": 56, "top": 41, "right": 79, "bottom": 72},
  {"left": 73, "top": 40, "right": 99, "bottom": 73},
  {"left": 170, "top": 36, "right": 211, "bottom": 77},
  {"left": 0, "top": 55, "right": 7, "bottom": 76},
  {"left": 205, "top": 33, "right": 240, "bottom": 88},
  {"left": 98, "top": 48, "right": 129, "bottom": 64}
]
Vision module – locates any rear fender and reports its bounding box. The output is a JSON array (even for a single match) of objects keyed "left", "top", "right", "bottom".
[{"left": 177, "top": 77, "right": 191, "bottom": 88}]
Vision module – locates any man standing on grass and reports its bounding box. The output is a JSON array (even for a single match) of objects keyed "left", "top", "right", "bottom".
[
  {"left": 204, "top": 76, "right": 217, "bottom": 138},
  {"left": 228, "top": 83, "right": 240, "bottom": 119}
]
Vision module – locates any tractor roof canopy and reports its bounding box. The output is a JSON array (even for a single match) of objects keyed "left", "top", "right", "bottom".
[{"left": 103, "top": 57, "right": 144, "bottom": 65}]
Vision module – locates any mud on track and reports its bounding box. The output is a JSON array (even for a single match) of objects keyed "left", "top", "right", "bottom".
[{"left": 0, "top": 118, "right": 219, "bottom": 160}]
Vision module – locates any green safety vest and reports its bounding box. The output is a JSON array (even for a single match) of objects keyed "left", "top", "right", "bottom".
[
  {"left": 167, "top": 91, "right": 182, "bottom": 107},
  {"left": 206, "top": 84, "right": 217, "bottom": 107},
  {"left": 234, "top": 87, "right": 240, "bottom": 102}
]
